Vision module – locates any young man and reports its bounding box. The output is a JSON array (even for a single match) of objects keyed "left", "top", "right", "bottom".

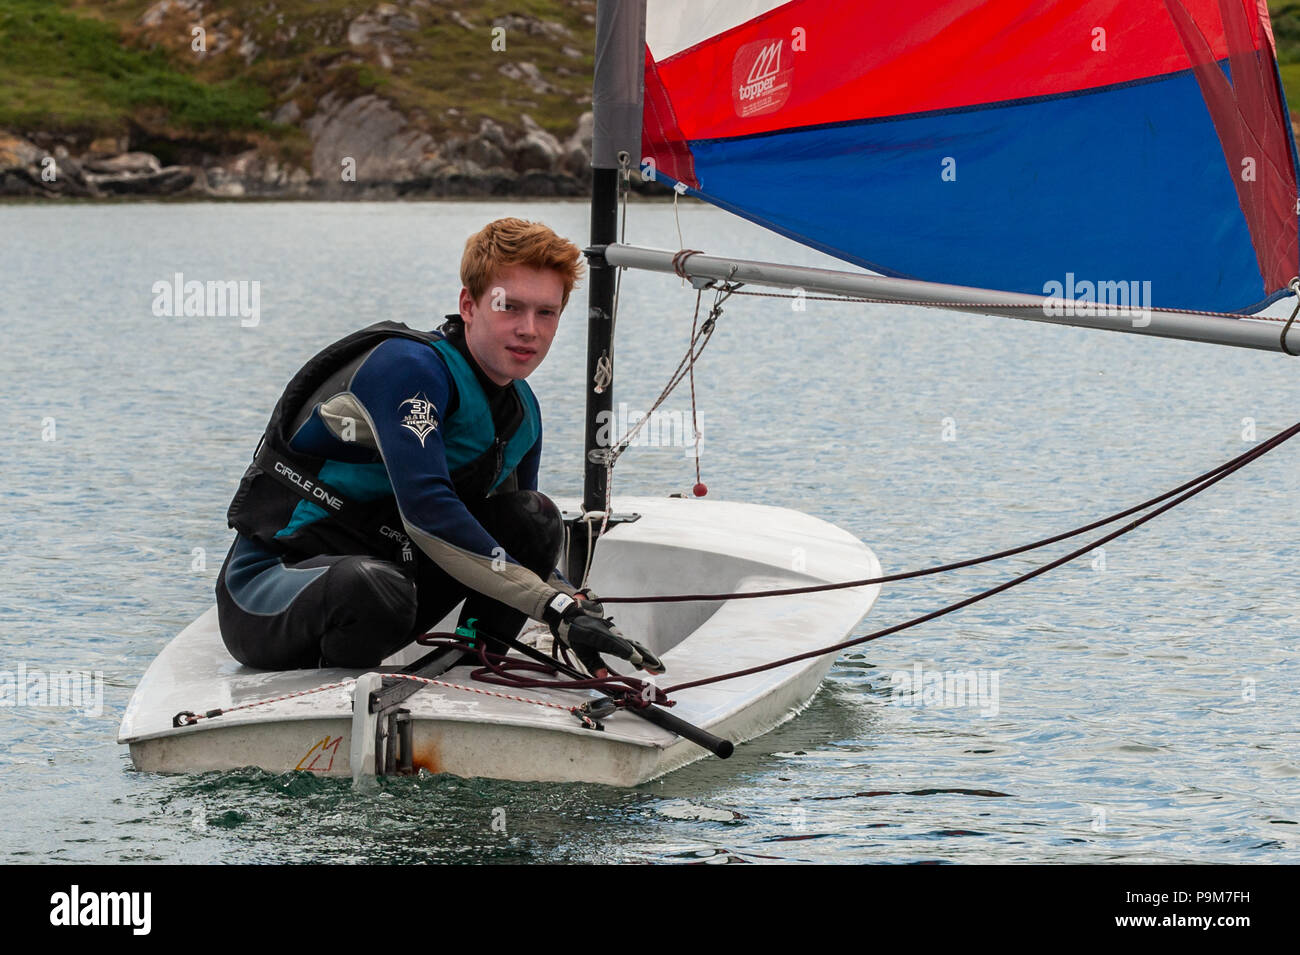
[{"left": 215, "top": 218, "right": 661, "bottom": 678}]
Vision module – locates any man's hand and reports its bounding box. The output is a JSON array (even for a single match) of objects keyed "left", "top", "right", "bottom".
[
  {"left": 574, "top": 589, "right": 605, "bottom": 616},
  {"left": 542, "top": 592, "right": 664, "bottom": 677}
]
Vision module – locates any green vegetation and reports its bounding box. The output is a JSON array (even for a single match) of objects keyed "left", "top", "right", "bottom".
[
  {"left": 1271, "top": 2, "right": 1300, "bottom": 64},
  {"left": 0, "top": 0, "right": 595, "bottom": 162},
  {"left": 0, "top": 0, "right": 269, "bottom": 137},
  {"left": 1270, "top": 3, "right": 1300, "bottom": 114}
]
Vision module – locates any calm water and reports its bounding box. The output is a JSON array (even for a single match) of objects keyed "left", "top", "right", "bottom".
[{"left": 2, "top": 200, "right": 1298, "bottom": 863}]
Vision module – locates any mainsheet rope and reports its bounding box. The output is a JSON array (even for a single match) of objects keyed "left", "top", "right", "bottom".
[
  {"left": 600, "top": 416, "right": 1299, "bottom": 604},
  {"left": 174, "top": 416, "right": 1299, "bottom": 727},
  {"left": 660, "top": 416, "right": 1300, "bottom": 693}
]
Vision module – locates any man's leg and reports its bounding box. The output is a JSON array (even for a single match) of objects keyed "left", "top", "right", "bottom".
[
  {"left": 215, "top": 534, "right": 419, "bottom": 670},
  {"left": 409, "top": 490, "right": 565, "bottom": 652}
]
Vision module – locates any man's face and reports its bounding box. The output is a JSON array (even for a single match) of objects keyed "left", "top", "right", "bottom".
[{"left": 458, "top": 264, "right": 564, "bottom": 385}]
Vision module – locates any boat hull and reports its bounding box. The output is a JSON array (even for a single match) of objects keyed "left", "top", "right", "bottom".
[{"left": 120, "top": 497, "right": 880, "bottom": 786}]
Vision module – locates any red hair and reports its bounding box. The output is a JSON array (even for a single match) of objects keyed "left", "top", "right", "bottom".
[{"left": 460, "top": 218, "right": 584, "bottom": 309}]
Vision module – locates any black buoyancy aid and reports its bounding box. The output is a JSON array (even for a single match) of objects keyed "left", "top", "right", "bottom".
[{"left": 225, "top": 320, "right": 537, "bottom": 571}]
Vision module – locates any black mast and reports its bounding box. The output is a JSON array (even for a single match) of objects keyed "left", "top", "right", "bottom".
[
  {"left": 568, "top": 0, "right": 646, "bottom": 586},
  {"left": 583, "top": 166, "right": 618, "bottom": 517}
]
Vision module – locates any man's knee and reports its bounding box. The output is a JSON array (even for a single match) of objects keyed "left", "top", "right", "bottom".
[
  {"left": 319, "top": 557, "right": 419, "bottom": 668},
  {"left": 217, "top": 549, "right": 419, "bottom": 670},
  {"left": 513, "top": 490, "right": 564, "bottom": 547},
  {"left": 329, "top": 557, "right": 418, "bottom": 616},
  {"left": 475, "top": 490, "right": 564, "bottom": 574}
]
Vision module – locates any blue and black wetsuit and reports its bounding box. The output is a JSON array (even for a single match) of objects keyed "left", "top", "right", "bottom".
[{"left": 215, "top": 319, "right": 575, "bottom": 669}]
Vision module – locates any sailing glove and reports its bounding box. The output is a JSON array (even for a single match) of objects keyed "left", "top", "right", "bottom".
[
  {"left": 574, "top": 589, "right": 605, "bottom": 616},
  {"left": 542, "top": 592, "right": 665, "bottom": 676}
]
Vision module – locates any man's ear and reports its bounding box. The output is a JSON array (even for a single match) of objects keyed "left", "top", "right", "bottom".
[{"left": 458, "top": 286, "right": 475, "bottom": 325}]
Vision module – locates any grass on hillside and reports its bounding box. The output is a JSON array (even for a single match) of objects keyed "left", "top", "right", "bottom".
[
  {"left": 65, "top": 0, "right": 596, "bottom": 142},
  {"left": 0, "top": 0, "right": 270, "bottom": 138}
]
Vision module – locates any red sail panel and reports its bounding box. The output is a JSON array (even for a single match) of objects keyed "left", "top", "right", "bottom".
[
  {"left": 1164, "top": 0, "right": 1298, "bottom": 292},
  {"left": 652, "top": 0, "right": 1260, "bottom": 141}
]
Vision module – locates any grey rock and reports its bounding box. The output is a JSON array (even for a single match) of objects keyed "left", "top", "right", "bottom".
[
  {"left": 518, "top": 170, "right": 585, "bottom": 197},
  {"left": 348, "top": 14, "right": 385, "bottom": 47},
  {"left": 438, "top": 134, "right": 468, "bottom": 160},
  {"left": 82, "top": 152, "right": 163, "bottom": 175},
  {"left": 562, "top": 112, "right": 593, "bottom": 178},
  {"left": 416, "top": 156, "right": 452, "bottom": 177},
  {"left": 497, "top": 61, "right": 554, "bottom": 95},
  {"left": 0, "top": 167, "right": 48, "bottom": 196},
  {"left": 464, "top": 136, "right": 505, "bottom": 170},
  {"left": 0, "top": 131, "right": 44, "bottom": 169},
  {"left": 140, "top": 0, "right": 204, "bottom": 28},
  {"left": 448, "top": 157, "right": 486, "bottom": 178},
  {"left": 563, "top": 145, "right": 589, "bottom": 179},
  {"left": 303, "top": 92, "right": 436, "bottom": 181},
  {"left": 512, "top": 113, "right": 564, "bottom": 172},
  {"left": 90, "top": 166, "right": 200, "bottom": 196},
  {"left": 565, "top": 111, "right": 593, "bottom": 155},
  {"left": 477, "top": 118, "right": 508, "bottom": 150},
  {"left": 491, "top": 14, "right": 570, "bottom": 40},
  {"left": 208, "top": 178, "right": 245, "bottom": 198},
  {"left": 349, "top": 5, "right": 418, "bottom": 49},
  {"left": 272, "top": 100, "right": 301, "bottom": 125},
  {"left": 0, "top": 154, "right": 97, "bottom": 197}
]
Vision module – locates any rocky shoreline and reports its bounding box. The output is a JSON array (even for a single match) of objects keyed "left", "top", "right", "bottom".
[{"left": 1, "top": 108, "right": 602, "bottom": 200}]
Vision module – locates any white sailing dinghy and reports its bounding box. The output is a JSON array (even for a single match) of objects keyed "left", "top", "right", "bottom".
[
  {"left": 121, "top": 497, "right": 878, "bottom": 785},
  {"left": 121, "top": 0, "right": 1300, "bottom": 785}
]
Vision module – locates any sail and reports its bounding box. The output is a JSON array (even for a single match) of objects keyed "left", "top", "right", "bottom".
[{"left": 641, "top": 0, "right": 1300, "bottom": 314}]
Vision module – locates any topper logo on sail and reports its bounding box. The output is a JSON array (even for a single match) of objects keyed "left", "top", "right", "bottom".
[
  {"left": 743, "top": 42, "right": 782, "bottom": 94},
  {"left": 732, "top": 39, "right": 792, "bottom": 118}
]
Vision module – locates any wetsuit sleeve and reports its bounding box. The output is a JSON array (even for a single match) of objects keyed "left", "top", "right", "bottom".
[
  {"left": 346, "top": 338, "right": 558, "bottom": 620},
  {"left": 548, "top": 569, "right": 580, "bottom": 596}
]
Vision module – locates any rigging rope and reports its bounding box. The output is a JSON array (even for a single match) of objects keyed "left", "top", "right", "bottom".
[
  {"left": 578, "top": 264, "right": 736, "bottom": 587},
  {"left": 661, "top": 416, "right": 1300, "bottom": 693},
  {"left": 1280, "top": 278, "right": 1300, "bottom": 355},
  {"left": 415, "top": 634, "right": 667, "bottom": 702},
  {"left": 173, "top": 418, "right": 1299, "bottom": 731},
  {"left": 601, "top": 418, "right": 1300, "bottom": 604},
  {"left": 569, "top": 237, "right": 1300, "bottom": 700}
]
